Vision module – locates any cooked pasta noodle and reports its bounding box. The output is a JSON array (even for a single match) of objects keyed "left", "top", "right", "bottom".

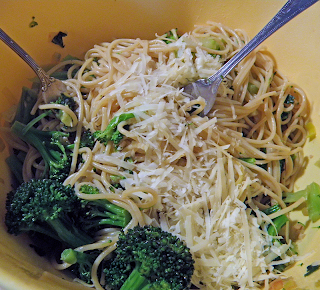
[{"left": 3, "top": 21, "right": 311, "bottom": 289}]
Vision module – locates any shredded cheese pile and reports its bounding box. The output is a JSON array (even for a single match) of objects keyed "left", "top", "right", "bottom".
[{"left": 115, "top": 86, "right": 281, "bottom": 289}]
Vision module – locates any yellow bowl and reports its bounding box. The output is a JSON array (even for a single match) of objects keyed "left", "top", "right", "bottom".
[{"left": 1, "top": 0, "right": 320, "bottom": 289}]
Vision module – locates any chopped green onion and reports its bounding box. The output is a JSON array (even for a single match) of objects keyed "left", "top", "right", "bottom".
[
  {"left": 267, "top": 214, "right": 289, "bottom": 237},
  {"left": 284, "top": 182, "right": 320, "bottom": 223},
  {"left": 262, "top": 204, "right": 281, "bottom": 215}
]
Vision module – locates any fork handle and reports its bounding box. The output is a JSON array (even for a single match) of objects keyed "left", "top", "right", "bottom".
[
  {"left": 0, "top": 28, "right": 52, "bottom": 91},
  {"left": 208, "top": 0, "right": 319, "bottom": 82}
]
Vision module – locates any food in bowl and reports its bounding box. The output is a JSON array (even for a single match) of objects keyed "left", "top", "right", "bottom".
[{"left": 1, "top": 20, "right": 318, "bottom": 290}]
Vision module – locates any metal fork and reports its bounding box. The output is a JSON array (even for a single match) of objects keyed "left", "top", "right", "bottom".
[
  {"left": 183, "top": 0, "right": 319, "bottom": 116},
  {"left": 0, "top": 28, "right": 66, "bottom": 103}
]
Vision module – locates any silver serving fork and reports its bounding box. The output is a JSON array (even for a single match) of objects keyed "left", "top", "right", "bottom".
[
  {"left": 183, "top": 0, "right": 319, "bottom": 116},
  {"left": 0, "top": 28, "right": 66, "bottom": 103}
]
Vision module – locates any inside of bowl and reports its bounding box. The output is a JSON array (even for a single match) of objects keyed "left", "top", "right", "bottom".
[{"left": 1, "top": 0, "right": 320, "bottom": 289}]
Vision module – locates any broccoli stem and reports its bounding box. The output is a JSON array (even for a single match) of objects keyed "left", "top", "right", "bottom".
[
  {"left": 46, "top": 217, "right": 94, "bottom": 248},
  {"left": 105, "top": 113, "right": 135, "bottom": 138},
  {"left": 11, "top": 120, "right": 70, "bottom": 180},
  {"left": 120, "top": 265, "right": 149, "bottom": 290},
  {"left": 83, "top": 199, "right": 132, "bottom": 229},
  {"left": 5, "top": 155, "right": 24, "bottom": 185},
  {"left": 13, "top": 87, "right": 38, "bottom": 125},
  {"left": 98, "top": 203, "right": 131, "bottom": 227},
  {"left": 94, "top": 113, "right": 135, "bottom": 145}
]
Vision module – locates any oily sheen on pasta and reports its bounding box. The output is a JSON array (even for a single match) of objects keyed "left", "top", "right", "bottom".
[{"left": 10, "top": 22, "right": 310, "bottom": 289}]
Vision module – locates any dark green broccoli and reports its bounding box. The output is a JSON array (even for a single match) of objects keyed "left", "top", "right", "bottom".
[
  {"left": 280, "top": 94, "right": 295, "bottom": 121},
  {"left": 93, "top": 113, "right": 135, "bottom": 145},
  {"left": 110, "top": 130, "right": 125, "bottom": 145},
  {"left": 55, "top": 93, "right": 76, "bottom": 109},
  {"left": 104, "top": 225, "right": 194, "bottom": 290},
  {"left": 5, "top": 154, "right": 24, "bottom": 185},
  {"left": 5, "top": 179, "right": 94, "bottom": 249},
  {"left": 67, "top": 129, "right": 96, "bottom": 150},
  {"left": 79, "top": 129, "right": 96, "bottom": 149},
  {"left": 61, "top": 248, "right": 101, "bottom": 284},
  {"left": 53, "top": 93, "right": 76, "bottom": 127},
  {"left": 11, "top": 120, "right": 71, "bottom": 182},
  {"left": 79, "top": 184, "right": 131, "bottom": 231}
]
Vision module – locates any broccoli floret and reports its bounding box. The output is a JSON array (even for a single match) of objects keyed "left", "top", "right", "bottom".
[
  {"left": 110, "top": 130, "right": 125, "bottom": 145},
  {"left": 55, "top": 93, "right": 76, "bottom": 110},
  {"left": 93, "top": 113, "right": 135, "bottom": 145},
  {"left": 104, "top": 225, "right": 194, "bottom": 290},
  {"left": 284, "top": 94, "right": 295, "bottom": 105},
  {"left": 5, "top": 179, "right": 94, "bottom": 249},
  {"left": 80, "top": 184, "right": 100, "bottom": 195},
  {"left": 79, "top": 129, "right": 96, "bottom": 149},
  {"left": 66, "top": 129, "right": 96, "bottom": 151},
  {"left": 61, "top": 248, "right": 101, "bottom": 284},
  {"left": 79, "top": 184, "right": 131, "bottom": 230},
  {"left": 109, "top": 175, "right": 126, "bottom": 190},
  {"left": 53, "top": 93, "right": 76, "bottom": 127},
  {"left": 11, "top": 120, "right": 71, "bottom": 182}
]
